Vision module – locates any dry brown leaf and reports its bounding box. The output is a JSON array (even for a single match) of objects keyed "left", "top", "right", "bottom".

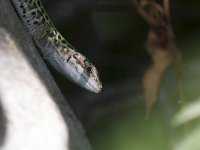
[
  {"left": 143, "top": 48, "right": 173, "bottom": 118},
  {"left": 133, "top": 0, "right": 183, "bottom": 117}
]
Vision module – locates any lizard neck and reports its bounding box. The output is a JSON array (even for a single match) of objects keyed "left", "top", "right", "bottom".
[{"left": 10, "top": 0, "right": 103, "bottom": 93}]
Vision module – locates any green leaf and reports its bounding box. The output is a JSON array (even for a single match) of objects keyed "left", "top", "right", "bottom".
[
  {"left": 174, "top": 126, "right": 200, "bottom": 150},
  {"left": 172, "top": 98, "right": 200, "bottom": 126}
]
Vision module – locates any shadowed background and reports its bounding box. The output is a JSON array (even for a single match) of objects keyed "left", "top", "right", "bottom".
[{"left": 43, "top": 0, "right": 200, "bottom": 150}]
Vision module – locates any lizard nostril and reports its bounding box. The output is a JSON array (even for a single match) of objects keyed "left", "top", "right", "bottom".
[{"left": 99, "top": 85, "right": 103, "bottom": 90}]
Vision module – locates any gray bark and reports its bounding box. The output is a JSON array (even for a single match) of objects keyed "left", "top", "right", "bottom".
[{"left": 0, "top": 0, "right": 92, "bottom": 150}]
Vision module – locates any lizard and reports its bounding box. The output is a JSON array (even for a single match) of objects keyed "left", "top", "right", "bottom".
[{"left": 10, "top": 0, "right": 102, "bottom": 93}]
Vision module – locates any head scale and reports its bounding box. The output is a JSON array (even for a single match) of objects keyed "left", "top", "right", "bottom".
[
  {"left": 50, "top": 30, "right": 102, "bottom": 93},
  {"left": 63, "top": 50, "right": 102, "bottom": 93}
]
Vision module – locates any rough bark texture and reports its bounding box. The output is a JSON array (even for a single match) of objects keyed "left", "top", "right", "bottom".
[{"left": 0, "top": 0, "right": 92, "bottom": 150}]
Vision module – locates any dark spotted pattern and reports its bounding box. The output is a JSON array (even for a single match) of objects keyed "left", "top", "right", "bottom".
[
  {"left": 10, "top": 0, "right": 102, "bottom": 93},
  {"left": 11, "top": 0, "right": 78, "bottom": 56}
]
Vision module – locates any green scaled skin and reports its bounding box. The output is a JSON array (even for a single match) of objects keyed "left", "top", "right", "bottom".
[{"left": 10, "top": 0, "right": 102, "bottom": 93}]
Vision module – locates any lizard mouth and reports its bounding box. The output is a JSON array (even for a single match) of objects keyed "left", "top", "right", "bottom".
[
  {"left": 86, "top": 79, "right": 102, "bottom": 93},
  {"left": 81, "top": 74, "right": 102, "bottom": 93},
  {"left": 91, "top": 83, "right": 102, "bottom": 93}
]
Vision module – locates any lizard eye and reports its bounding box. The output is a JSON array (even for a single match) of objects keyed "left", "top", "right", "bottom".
[{"left": 86, "top": 67, "right": 92, "bottom": 74}]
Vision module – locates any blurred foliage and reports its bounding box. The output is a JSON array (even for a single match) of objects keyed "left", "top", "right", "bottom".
[
  {"left": 87, "top": 34, "right": 200, "bottom": 150},
  {"left": 44, "top": 0, "right": 200, "bottom": 150},
  {"left": 88, "top": 102, "right": 171, "bottom": 150},
  {"left": 172, "top": 97, "right": 200, "bottom": 150},
  {"left": 172, "top": 98, "right": 200, "bottom": 126}
]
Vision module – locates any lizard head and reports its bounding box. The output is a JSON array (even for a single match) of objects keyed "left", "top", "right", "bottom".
[
  {"left": 47, "top": 30, "right": 102, "bottom": 93},
  {"left": 62, "top": 50, "right": 103, "bottom": 93},
  {"left": 82, "top": 60, "right": 103, "bottom": 93}
]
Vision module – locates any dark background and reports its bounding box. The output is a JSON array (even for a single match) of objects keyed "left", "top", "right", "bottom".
[{"left": 43, "top": 0, "right": 200, "bottom": 150}]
